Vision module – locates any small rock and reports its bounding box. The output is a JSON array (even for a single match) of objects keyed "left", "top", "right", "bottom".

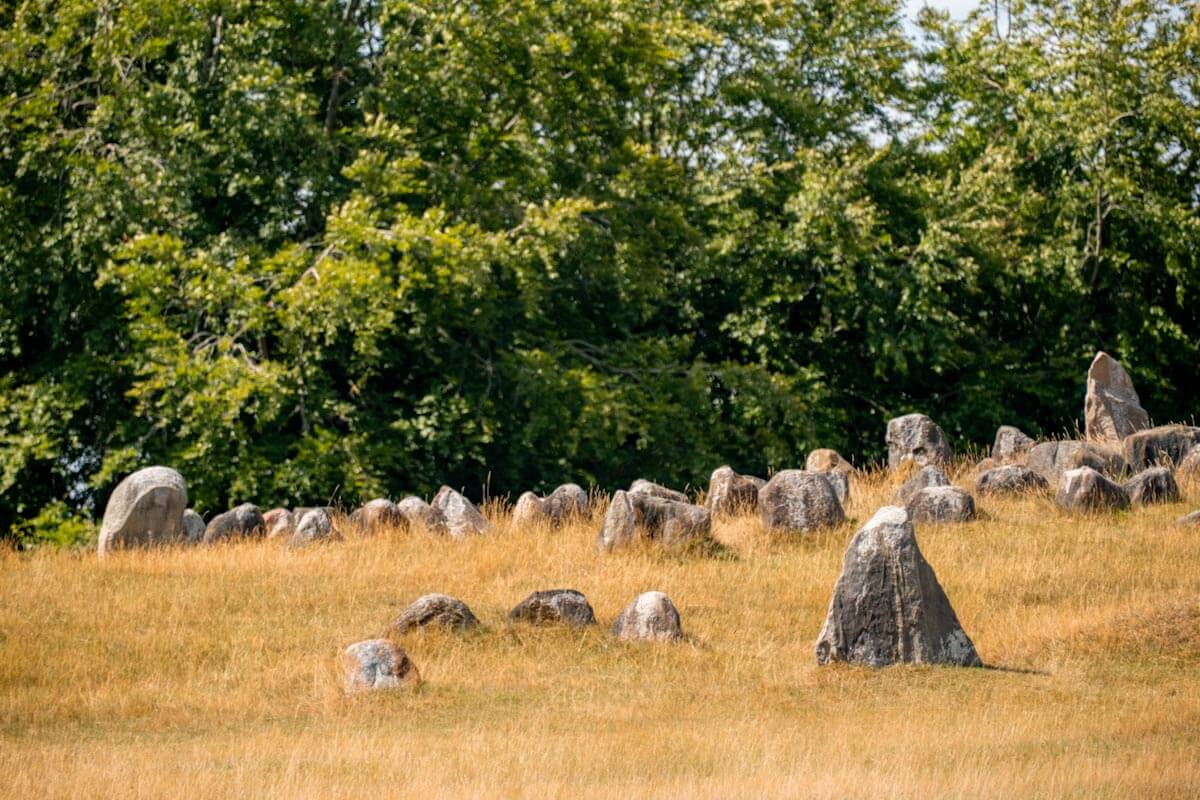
[
  {"left": 203, "top": 502, "right": 265, "bottom": 544},
  {"left": 1084, "top": 351, "right": 1150, "bottom": 443},
  {"left": 758, "top": 470, "right": 845, "bottom": 533},
  {"left": 508, "top": 589, "right": 596, "bottom": 627},
  {"left": 629, "top": 479, "right": 689, "bottom": 504},
  {"left": 390, "top": 593, "right": 480, "bottom": 634},
  {"left": 1123, "top": 467, "right": 1180, "bottom": 507},
  {"left": 886, "top": 413, "right": 952, "bottom": 470},
  {"left": 992, "top": 425, "right": 1035, "bottom": 461},
  {"left": 97, "top": 466, "right": 189, "bottom": 556},
  {"left": 705, "top": 466, "right": 761, "bottom": 515},
  {"left": 814, "top": 506, "right": 981, "bottom": 668},
  {"left": 905, "top": 486, "right": 976, "bottom": 524},
  {"left": 1174, "top": 510, "right": 1200, "bottom": 527},
  {"left": 263, "top": 508, "right": 294, "bottom": 539},
  {"left": 182, "top": 509, "right": 206, "bottom": 544},
  {"left": 974, "top": 465, "right": 1049, "bottom": 496},
  {"left": 805, "top": 449, "right": 853, "bottom": 474},
  {"left": 431, "top": 486, "right": 489, "bottom": 539},
  {"left": 341, "top": 639, "right": 420, "bottom": 693},
  {"left": 396, "top": 496, "right": 448, "bottom": 533},
  {"left": 350, "top": 498, "right": 405, "bottom": 535},
  {"left": 289, "top": 508, "right": 338, "bottom": 547},
  {"left": 1055, "top": 467, "right": 1130, "bottom": 513},
  {"left": 611, "top": 592, "right": 683, "bottom": 642},
  {"left": 894, "top": 465, "right": 950, "bottom": 505},
  {"left": 1122, "top": 425, "right": 1200, "bottom": 471},
  {"left": 596, "top": 490, "right": 637, "bottom": 552}
]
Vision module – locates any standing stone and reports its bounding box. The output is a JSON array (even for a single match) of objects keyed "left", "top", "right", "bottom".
[
  {"left": 1123, "top": 467, "right": 1180, "bottom": 507},
  {"left": 97, "top": 466, "right": 188, "bottom": 556},
  {"left": 974, "top": 465, "right": 1049, "bottom": 496},
  {"left": 1122, "top": 425, "right": 1200, "bottom": 471},
  {"left": 894, "top": 465, "right": 950, "bottom": 505},
  {"left": 905, "top": 486, "right": 976, "bottom": 524},
  {"left": 596, "top": 490, "right": 637, "bottom": 552},
  {"left": 341, "top": 639, "right": 420, "bottom": 693},
  {"left": 182, "top": 509, "right": 206, "bottom": 544},
  {"left": 814, "top": 506, "right": 980, "bottom": 668},
  {"left": 396, "top": 496, "right": 448, "bottom": 533},
  {"left": 263, "top": 508, "right": 294, "bottom": 540},
  {"left": 431, "top": 486, "right": 489, "bottom": 539},
  {"left": 508, "top": 589, "right": 597, "bottom": 627},
  {"left": 705, "top": 466, "right": 761, "bottom": 515},
  {"left": 805, "top": 449, "right": 853, "bottom": 474},
  {"left": 389, "top": 593, "right": 480, "bottom": 634},
  {"left": 289, "top": 508, "right": 338, "bottom": 547},
  {"left": 611, "top": 592, "right": 683, "bottom": 642},
  {"left": 512, "top": 492, "right": 547, "bottom": 528},
  {"left": 1085, "top": 351, "right": 1150, "bottom": 443},
  {"left": 992, "top": 426, "right": 1035, "bottom": 462},
  {"left": 545, "top": 483, "right": 589, "bottom": 522},
  {"left": 758, "top": 470, "right": 845, "bottom": 533},
  {"left": 629, "top": 479, "right": 689, "bottom": 504},
  {"left": 633, "top": 494, "right": 713, "bottom": 548},
  {"left": 350, "top": 498, "right": 405, "bottom": 535},
  {"left": 1055, "top": 467, "right": 1131, "bottom": 513},
  {"left": 203, "top": 502, "right": 265, "bottom": 544},
  {"left": 886, "top": 413, "right": 952, "bottom": 470}
]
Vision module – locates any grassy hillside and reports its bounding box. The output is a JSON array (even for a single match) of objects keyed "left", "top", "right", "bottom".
[{"left": 2, "top": 467, "right": 1199, "bottom": 798}]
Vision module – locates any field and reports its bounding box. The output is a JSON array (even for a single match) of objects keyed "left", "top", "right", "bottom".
[{"left": 2, "top": 467, "right": 1199, "bottom": 799}]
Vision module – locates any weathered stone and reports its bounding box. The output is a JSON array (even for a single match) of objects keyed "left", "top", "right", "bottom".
[
  {"left": 289, "top": 508, "right": 338, "bottom": 547},
  {"left": 611, "top": 592, "right": 683, "bottom": 642},
  {"left": 629, "top": 479, "right": 689, "bottom": 504},
  {"left": 1179, "top": 448, "right": 1200, "bottom": 487},
  {"left": 512, "top": 492, "right": 546, "bottom": 528},
  {"left": 974, "top": 465, "right": 1049, "bottom": 496},
  {"left": 886, "top": 413, "right": 952, "bottom": 470},
  {"left": 805, "top": 449, "right": 853, "bottom": 474},
  {"left": 821, "top": 470, "right": 851, "bottom": 506},
  {"left": 1174, "top": 510, "right": 1200, "bottom": 527},
  {"left": 350, "top": 498, "right": 405, "bottom": 535},
  {"left": 1122, "top": 467, "right": 1180, "bottom": 507},
  {"left": 389, "top": 593, "right": 480, "bottom": 634},
  {"left": 97, "top": 466, "right": 188, "bottom": 556},
  {"left": 1027, "top": 440, "right": 1124, "bottom": 483},
  {"left": 905, "top": 486, "right": 976, "bottom": 524},
  {"left": 1123, "top": 425, "right": 1200, "bottom": 471},
  {"left": 341, "top": 639, "right": 420, "bottom": 693},
  {"left": 814, "top": 506, "right": 981, "bottom": 668},
  {"left": 705, "top": 466, "right": 761, "bottom": 515},
  {"left": 263, "top": 508, "right": 294, "bottom": 540},
  {"left": 894, "top": 465, "right": 950, "bottom": 505},
  {"left": 596, "top": 490, "right": 637, "bottom": 552},
  {"left": 1055, "top": 467, "right": 1131, "bottom": 513},
  {"left": 182, "top": 509, "right": 206, "bottom": 544},
  {"left": 630, "top": 494, "right": 713, "bottom": 548},
  {"left": 431, "top": 486, "right": 489, "bottom": 539},
  {"left": 396, "top": 496, "right": 448, "bottom": 533},
  {"left": 202, "top": 502, "right": 265, "bottom": 544},
  {"left": 758, "top": 470, "right": 845, "bottom": 533},
  {"left": 1085, "top": 351, "right": 1150, "bottom": 443},
  {"left": 992, "top": 425, "right": 1035, "bottom": 461},
  {"left": 508, "top": 589, "right": 596, "bottom": 627},
  {"left": 513, "top": 484, "right": 590, "bottom": 528}
]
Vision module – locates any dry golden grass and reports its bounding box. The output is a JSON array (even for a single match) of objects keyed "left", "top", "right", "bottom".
[{"left": 2, "top": 467, "right": 1199, "bottom": 799}]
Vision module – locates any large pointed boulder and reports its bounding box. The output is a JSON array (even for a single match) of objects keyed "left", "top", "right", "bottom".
[
  {"left": 1084, "top": 351, "right": 1149, "bottom": 443},
  {"left": 758, "top": 470, "right": 845, "bottom": 534},
  {"left": 97, "top": 466, "right": 189, "bottom": 556},
  {"left": 814, "top": 506, "right": 980, "bottom": 668},
  {"left": 886, "top": 414, "right": 952, "bottom": 470}
]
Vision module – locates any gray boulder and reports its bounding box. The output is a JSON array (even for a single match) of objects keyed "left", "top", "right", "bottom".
[
  {"left": 289, "top": 507, "right": 338, "bottom": 547},
  {"left": 1084, "top": 351, "right": 1150, "bottom": 443},
  {"left": 97, "top": 466, "right": 188, "bottom": 556},
  {"left": 508, "top": 589, "right": 596, "bottom": 627},
  {"left": 431, "top": 486, "right": 489, "bottom": 539},
  {"left": 341, "top": 639, "right": 420, "bottom": 692},
  {"left": 1179, "top": 448, "right": 1200, "bottom": 487},
  {"left": 1122, "top": 425, "right": 1200, "bottom": 471},
  {"left": 1122, "top": 467, "right": 1180, "bottom": 507},
  {"left": 182, "top": 509, "right": 206, "bottom": 544},
  {"left": 629, "top": 479, "right": 689, "bottom": 504},
  {"left": 1055, "top": 467, "right": 1131, "bottom": 513},
  {"left": 886, "top": 413, "right": 952, "bottom": 469},
  {"left": 597, "top": 491, "right": 713, "bottom": 552},
  {"left": 390, "top": 593, "right": 480, "bottom": 634},
  {"left": 758, "top": 470, "right": 845, "bottom": 533},
  {"left": 705, "top": 466, "right": 762, "bottom": 515},
  {"left": 895, "top": 465, "right": 950, "bottom": 505},
  {"left": 814, "top": 506, "right": 981, "bottom": 668},
  {"left": 1027, "top": 440, "right": 1124, "bottom": 483},
  {"left": 974, "top": 465, "right": 1049, "bottom": 496},
  {"left": 512, "top": 483, "right": 590, "bottom": 528},
  {"left": 905, "top": 486, "right": 976, "bottom": 524},
  {"left": 263, "top": 508, "right": 294, "bottom": 540},
  {"left": 821, "top": 470, "right": 851, "bottom": 507},
  {"left": 611, "top": 591, "right": 683, "bottom": 642},
  {"left": 203, "top": 502, "right": 265, "bottom": 544},
  {"left": 396, "top": 496, "right": 448, "bottom": 533},
  {"left": 992, "top": 425, "right": 1035, "bottom": 461},
  {"left": 596, "top": 490, "right": 637, "bottom": 552},
  {"left": 350, "top": 498, "right": 405, "bottom": 535}
]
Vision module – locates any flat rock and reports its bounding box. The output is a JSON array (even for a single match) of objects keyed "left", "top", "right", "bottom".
[
  {"left": 1085, "top": 351, "right": 1149, "bottom": 443},
  {"left": 895, "top": 465, "right": 950, "bottom": 505},
  {"left": 508, "top": 589, "right": 596, "bottom": 627},
  {"left": 905, "top": 486, "right": 976, "bottom": 524},
  {"left": 1055, "top": 467, "right": 1130, "bottom": 513},
  {"left": 805, "top": 449, "right": 853, "bottom": 474},
  {"left": 814, "top": 506, "right": 981, "bottom": 668},
  {"left": 992, "top": 425, "right": 1035, "bottom": 461},
  {"left": 611, "top": 592, "right": 683, "bottom": 642},
  {"left": 431, "top": 486, "right": 489, "bottom": 539},
  {"left": 974, "top": 465, "right": 1049, "bottom": 495},
  {"left": 342, "top": 639, "right": 420, "bottom": 692},
  {"left": 263, "top": 508, "right": 294, "bottom": 539},
  {"left": 886, "top": 414, "right": 952, "bottom": 469},
  {"left": 705, "top": 466, "right": 762, "bottom": 515},
  {"left": 97, "top": 466, "right": 188, "bottom": 556},
  {"left": 629, "top": 479, "right": 689, "bottom": 504},
  {"left": 203, "top": 502, "right": 265, "bottom": 543},
  {"left": 1123, "top": 467, "right": 1180, "bottom": 506},
  {"left": 289, "top": 508, "right": 338, "bottom": 547},
  {"left": 390, "top": 593, "right": 480, "bottom": 634},
  {"left": 182, "top": 509, "right": 206, "bottom": 544},
  {"left": 758, "top": 470, "right": 845, "bottom": 533},
  {"left": 1123, "top": 425, "right": 1200, "bottom": 471}
]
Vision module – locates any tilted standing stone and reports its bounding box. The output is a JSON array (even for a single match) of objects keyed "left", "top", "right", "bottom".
[
  {"left": 905, "top": 486, "right": 976, "bottom": 524},
  {"left": 758, "top": 470, "right": 845, "bottom": 533},
  {"left": 992, "top": 425, "right": 1035, "bottom": 462},
  {"left": 389, "top": 593, "right": 480, "bottom": 634},
  {"left": 508, "top": 589, "right": 597, "bottom": 627},
  {"left": 894, "top": 465, "right": 950, "bottom": 505},
  {"left": 203, "top": 502, "right": 265, "bottom": 544},
  {"left": 431, "top": 486, "right": 489, "bottom": 539},
  {"left": 97, "top": 466, "right": 188, "bottom": 556},
  {"left": 974, "top": 465, "right": 1049, "bottom": 496},
  {"left": 341, "top": 639, "right": 420, "bottom": 693},
  {"left": 1123, "top": 467, "right": 1180, "bottom": 507},
  {"left": 1055, "top": 467, "right": 1131, "bottom": 513},
  {"left": 814, "top": 506, "right": 981, "bottom": 668},
  {"left": 886, "top": 413, "right": 952, "bottom": 469},
  {"left": 705, "top": 466, "right": 762, "bottom": 515},
  {"left": 1084, "top": 351, "right": 1150, "bottom": 443},
  {"left": 611, "top": 592, "right": 683, "bottom": 642},
  {"left": 596, "top": 490, "right": 637, "bottom": 552}
]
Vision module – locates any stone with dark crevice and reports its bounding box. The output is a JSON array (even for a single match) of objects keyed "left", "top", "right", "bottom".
[
  {"left": 886, "top": 413, "right": 952, "bottom": 470},
  {"left": 389, "top": 593, "right": 480, "bottom": 634},
  {"left": 974, "top": 465, "right": 1049, "bottom": 496},
  {"left": 758, "top": 470, "right": 845, "bottom": 534},
  {"left": 508, "top": 589, "right": 597, "bottom": 627},
  {"left": 1055, "top": 467, "right": 1130, "bottom": 513},
  {"left": 1122, "top": 467, "right": 1180, "bottom": 507}
]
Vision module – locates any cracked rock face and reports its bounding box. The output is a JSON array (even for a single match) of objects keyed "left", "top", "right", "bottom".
[
  {"left": 611, "top": 592, "right": 683, "bottom": 642},
  {"left": 98, "top": 466, "right": 188, "bottom": 556},
  {"left": 1055, "top": 467, "right": 1130, "bottom": 513},
  {"left": 905, "top": 486, "right": 976, "bottom": 524},
  {"left": 758, "top": 470, "right": 845, "bottom": 534},
  {"left": 390, "top": 593, "right": 480, "bottom": 634},
  {"left": 342, "top": 639, "right": 420, "bottom": 692},
  {"left": 705, "top": 466, "right": 762, "bottom": 516},
  {"left": 1084, "top": 351, "right": 1149, "bottom": 443},
  {"left": 1123, "top": 467, "right": 1180, "bottom": 507},
  {"left": 814, "top": 506, "right": 981, "bottom": 668},
  {"left": 895, "top": 465, "right": 950, "bottom": 505},
  {"left": 508, "top": 589, "right": 597, "bottom": 627},
  {"left": 203, "top": 502, "right": 265, "bottom": 544},
  {"left": 431, "top": 486, "right": 489, "bottom": 539},
  {"left": 992, "top": 425, "right": 1035, "bottom": 461},
  {"left": 974, "top": 465, "right": 1049, "bottom": 496},
  {"left": 886, "top": 414, "right": 952, "bottom": 470}
]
